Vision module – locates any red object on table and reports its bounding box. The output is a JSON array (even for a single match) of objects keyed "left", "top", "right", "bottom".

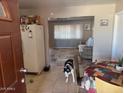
[{"left": 88, "top": 88, "right": 96, "bottom": 93}]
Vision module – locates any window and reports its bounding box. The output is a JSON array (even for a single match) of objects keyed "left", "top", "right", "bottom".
[
  {"left": 0, "top": 0, "right": 11, "bottom": 21},
  {"left": 54, "top": 24, "right": 83, "bottom": 39},
  {"left": 54, "top": 24, "right": 83, "bottom": 48},
  {"left": 0, "top": 2, "right": 5, "bottom": 16}
]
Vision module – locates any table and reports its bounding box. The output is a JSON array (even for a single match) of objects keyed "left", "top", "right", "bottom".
[{"left": 85, "top": 61, "right": 123, "bottom": 86}]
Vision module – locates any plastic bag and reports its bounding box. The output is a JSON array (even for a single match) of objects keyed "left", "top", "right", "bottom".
[{"left": 86, "top": 37, "right": 94, "bottom": 47}]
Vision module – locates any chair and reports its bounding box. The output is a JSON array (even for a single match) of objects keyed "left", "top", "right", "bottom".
[{"left": 95, "top": 77, "right": 123, "bottom": 93}]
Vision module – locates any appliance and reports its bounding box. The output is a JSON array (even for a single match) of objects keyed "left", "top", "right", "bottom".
[{"left": 21, "top": 24, "right": 45, "bottom": 74}]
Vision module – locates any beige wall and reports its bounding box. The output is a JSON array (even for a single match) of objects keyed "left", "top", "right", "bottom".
[
  {"left": 115, "top": 0, "right": 123, "bottom": 12},
  {"left": 20, "top": 3, "right": 116, "bottom": 63},
  {"left": 41, "top": 4, "right": 116, "bottom": 62},
  {"left": 19, "top": 9, "right": 38, "bottom": 16}
]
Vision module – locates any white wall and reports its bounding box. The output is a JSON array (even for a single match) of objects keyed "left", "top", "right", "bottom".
[
  {"left": 20, "top": 3, "right": 116, "bottom": 63},
  {"left": 112, "top": 11, "right": 123, "bottom": 60}
]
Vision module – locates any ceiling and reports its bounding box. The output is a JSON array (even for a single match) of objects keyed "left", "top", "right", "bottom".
[{"left": 19, "top": 0, "right": 116, "bottom": 9}]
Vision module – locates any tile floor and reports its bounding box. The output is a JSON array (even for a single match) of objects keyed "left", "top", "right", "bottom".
[
  {"left": 50, "top": 48, "right": 79, "bottom": 66},
  {"left": 26, "top": 64, "right": 79, "bottom": 93}
]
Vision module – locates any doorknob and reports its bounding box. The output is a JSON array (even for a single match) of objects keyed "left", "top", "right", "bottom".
[
  {"left": 20, "top": 68, "right": 27, "bottom": 73},
  {"left": 21, "top": 78, "right": 25, "bottom": 83}
]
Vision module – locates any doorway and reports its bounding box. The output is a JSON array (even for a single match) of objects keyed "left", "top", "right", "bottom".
[{"left": 112, "top": 11, "right": 123, "bottom": 60}]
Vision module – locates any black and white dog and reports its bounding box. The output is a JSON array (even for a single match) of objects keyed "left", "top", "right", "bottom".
[{"left": 64, "top": 59, "right": 75, "bottom": 83}]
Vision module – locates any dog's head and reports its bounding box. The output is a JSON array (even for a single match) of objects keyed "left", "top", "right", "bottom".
[{"left": 64, "top": 65, "right": 71, "bottom": 73}]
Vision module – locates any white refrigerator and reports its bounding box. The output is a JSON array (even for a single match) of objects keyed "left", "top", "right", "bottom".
[{"left": 21, "top": 24, "right": 45, "bottom": 74}]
